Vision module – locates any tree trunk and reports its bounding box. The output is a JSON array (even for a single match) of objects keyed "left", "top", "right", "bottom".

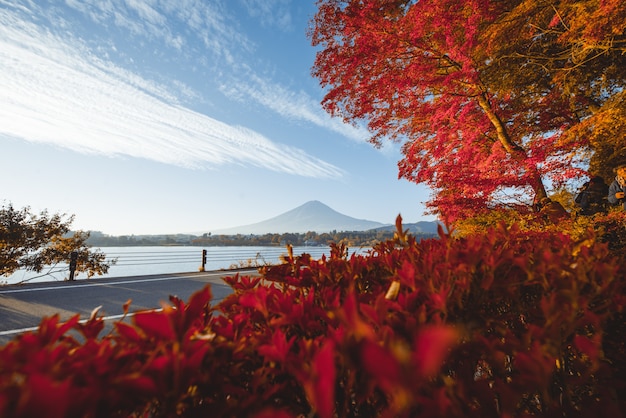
[{"left": 476, "top": 94, "right": 548, "bottom": 201}]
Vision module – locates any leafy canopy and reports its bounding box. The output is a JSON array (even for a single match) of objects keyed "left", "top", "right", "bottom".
[
  {"left": 309, "top": 0, "right": 626, "bottom": 222},
  {"left": 0, "top": 203, "right": 113, "bottom": 281}
]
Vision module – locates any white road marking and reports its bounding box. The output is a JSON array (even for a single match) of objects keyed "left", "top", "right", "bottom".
[
  {"left": 0, "top": 270, "right": 246, "bottom": 339},
  {"left": 0, "top": 270, "right": 248, "bottom": 294},
  {"left": 0, "top": 309, "right": 162, "bottom": 337},
  {"left": 0, "top": 326, "right": 39, "bottom": 336}
]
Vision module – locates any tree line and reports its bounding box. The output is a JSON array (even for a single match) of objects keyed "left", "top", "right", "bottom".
[{"left": 85, "top": 230, "right": 438, "bottom": 248}]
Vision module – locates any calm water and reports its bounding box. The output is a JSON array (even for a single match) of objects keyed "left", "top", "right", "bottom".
[{"left": 3, "top": 245, "right": 366, "bottom": 285}]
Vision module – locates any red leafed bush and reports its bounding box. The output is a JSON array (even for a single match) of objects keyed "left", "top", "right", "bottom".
[{"left": 1, "top": 217, "right": 625, "bottom": 417}]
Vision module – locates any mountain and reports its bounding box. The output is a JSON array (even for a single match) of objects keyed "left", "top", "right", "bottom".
[
  {"left": 369, "top": 221, "right": 444, "bottom": 235},
  {"left": 211, "top": 200, "right": 386, "bottom": 235}
]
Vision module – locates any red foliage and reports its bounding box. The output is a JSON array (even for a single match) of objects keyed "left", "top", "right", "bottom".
[
  {"left": 1, "top": 217, "right": 626, "bottom": 416},
  {"left": 308, "top": 1, "right": 620, "bottom": 221}
]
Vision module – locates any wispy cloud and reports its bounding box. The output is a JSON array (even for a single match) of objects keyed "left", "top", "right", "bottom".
[
  {"left": 219, "top": 70, "right": 369, "bottom": 142},
  {"left": 62, "top": 0, "right": 253, "bottom": 59},
  {"left": 65, "top": 0, "right": 363, "bottom": 142},
  {"left": 0, "top": 8, "right": 344, "bottom": 178},
  {"left": 240, "top": 0, "right": 293, "bottom": 30}
]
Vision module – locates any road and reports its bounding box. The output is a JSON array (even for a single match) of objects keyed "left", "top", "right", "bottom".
[{"left": 0, "top": 269, "right": 255, "bottom": 345}]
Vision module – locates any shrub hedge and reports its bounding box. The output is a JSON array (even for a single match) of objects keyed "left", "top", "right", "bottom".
[{"left": 1, "top": 216, "right": 625, "bottom": 417}]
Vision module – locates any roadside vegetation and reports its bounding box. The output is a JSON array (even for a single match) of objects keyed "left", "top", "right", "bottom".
[
  {"left": 0, "top": 203, "right": 114, "bottom": 282},
  {"left": 1, "top": 215, "right": 625, "bottom": 417}
]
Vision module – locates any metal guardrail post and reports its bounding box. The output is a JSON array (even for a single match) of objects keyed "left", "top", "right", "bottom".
[
  {"left": 69, "top": 251, "right": 78, "bottom": 281},
  {"left": 200, "top": 249, "right": 207, "bottom": 272}
]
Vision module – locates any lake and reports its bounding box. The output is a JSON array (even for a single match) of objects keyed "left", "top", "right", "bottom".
[{"left": 3, "top": 245, "right": 368, "bottom": 285}]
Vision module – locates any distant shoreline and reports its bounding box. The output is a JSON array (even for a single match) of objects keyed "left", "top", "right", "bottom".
[{"left": 86, "top": 228, "right": 438, "bottom": 248}]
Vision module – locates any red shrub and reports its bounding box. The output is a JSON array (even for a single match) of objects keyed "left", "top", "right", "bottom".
[{"left": 1, "top": 217, "right": 625, "bottom": 417}]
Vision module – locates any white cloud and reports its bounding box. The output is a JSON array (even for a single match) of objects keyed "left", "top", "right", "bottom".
[
  {"left": 124, "top": 0, "right": 165, "bottom": 26},
  {"left": 220, "top": 71, "right": 368, "bottom": 142},
  {"left": 240, "top": 0, "right": 293, "bottom": 30},
  {"left": 62, "top": 0, "right": 253, "bottom": 58},
  {"left": 0, "top": 9, "right": 344, "bottom": 179},
  {"left": 2, "top": 0, "right": 364, "bottom": 164}
]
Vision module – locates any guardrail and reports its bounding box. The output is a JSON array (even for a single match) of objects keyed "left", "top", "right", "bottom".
[
  {"left": 8, "top": 246, "right": 365, "bottom": 285},
  {"left": 100, "top": 247, "right": 334, "bottom": 271},
  {"left": 95, "top": 246, "right": 349, "bottom": 280}
]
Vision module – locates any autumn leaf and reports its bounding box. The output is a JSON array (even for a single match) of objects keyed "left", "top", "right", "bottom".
[
  {"left": 114, "top": 322, "right": 142, "bottom": 343},
  {"left": 306, "top": 340, "right": 336, "bottom": 418},
  {"left": 414, "top": 326, "right": 458, "bottom": 377},
  {"left": 77, "top": 315, "right": 105, "bottom": 340},
  {"left": 18, "top": 374, "right": 71, "bottom": 418},
  {"left": 238, "top": 287, "right": 270, "bottom": 317},
  {"left": 185, "top": 285, "right": 212, "bottom": 322},
  {"left": 337, "top": 292, "right": 376, "bottom": 340},
  {"left": 360, "top": 339, "right": 401, "bottom": 385},
  {"left": 133, "top": 310, "right": 176, "bottom": 341},
  {"left": 397, "top": 260, "right": 416, "bottom": 289},
  {"left": 385, "top": 280, "right": 401, "bottom": 300},
  {"left": 257, "top": 329, "right": 295, "bottom": 363}
]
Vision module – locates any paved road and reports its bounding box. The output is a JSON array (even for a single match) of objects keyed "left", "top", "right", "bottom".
[{"left": 0, "top": 269, "right": 255, "bottom": 345}]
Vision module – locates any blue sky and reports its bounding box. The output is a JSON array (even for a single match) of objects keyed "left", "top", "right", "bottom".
[{"left": 0, "top": 0, "right": 434, "bottom": 236}]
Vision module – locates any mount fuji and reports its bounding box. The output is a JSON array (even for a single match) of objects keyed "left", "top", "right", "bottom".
[{"left": 211, "top": 200, "right": 387, "bottom": 235}]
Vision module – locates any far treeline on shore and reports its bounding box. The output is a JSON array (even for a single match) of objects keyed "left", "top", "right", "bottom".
[{"left": 84, "top": 228, "right": 439, "bottom": 248}]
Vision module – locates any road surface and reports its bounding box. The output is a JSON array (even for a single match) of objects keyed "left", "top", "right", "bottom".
[{"left": 0, "top": 269, "right": 255, "bottom": 345}]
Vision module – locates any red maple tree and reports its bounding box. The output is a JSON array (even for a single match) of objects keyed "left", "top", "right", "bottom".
[{"left": 309, "top": 0, "right": 626, "bottom": 222}]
